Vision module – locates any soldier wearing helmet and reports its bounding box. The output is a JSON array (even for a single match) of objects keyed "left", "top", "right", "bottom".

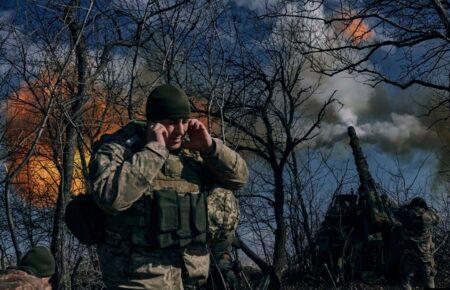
[
  {"left": 396, "top": 197, "right": 440, "bottom": 290},
  {"left": 0, "top": 246, "right": 55, "bottom": 290},
  {"left": 89, "top": 84, "right": 248, "bottom": 289}
]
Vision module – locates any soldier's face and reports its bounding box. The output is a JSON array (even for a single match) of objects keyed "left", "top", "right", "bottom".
[{"left": 159, "top": 118, "right": 189, "bottom": 150}]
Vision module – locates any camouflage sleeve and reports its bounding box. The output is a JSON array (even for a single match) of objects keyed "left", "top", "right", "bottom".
[
  {"left": 201, "top": 138, "right": 248, "bottom": 190},
  {"left": 0, "top": 270, "right": 50, "bottom": 289},
  {"left": 430, "top": 210, "right": 441, "bottom": 226},
  {"left": 89, "top": 141, "right": 168, "bottom": 214}
]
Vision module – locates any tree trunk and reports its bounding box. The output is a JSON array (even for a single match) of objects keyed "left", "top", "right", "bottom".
[
  {"left": 3, "top": 179, "right": 22, "bottom": 263},
  {"left": 271, "top": 169, "right": 287, "bottom": 289},
  {"left": 51, "top": 1, "right": 89, "bottom": 286},
  {"left": 291, "top": 153, "right": 313, "bottom": 254},
  {"left": 51, "top": 126, "right": 78, "bottom": 289}
]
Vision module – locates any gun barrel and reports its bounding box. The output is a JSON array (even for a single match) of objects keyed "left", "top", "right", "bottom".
[
  {"left": 348, "top": 126, "right": 375, "bottom": 190},
  {"left": 348, "top": 126, "right": 390, "bottom": 231}
]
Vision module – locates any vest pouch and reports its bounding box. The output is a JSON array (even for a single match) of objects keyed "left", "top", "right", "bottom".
[
  {"left": 131, "top": 195, "right": 153, "bottom": 246},
  {"left": 177, "top": 195, "right": 193, "bottom": 239},
  {"left": 154, "top": 189, "right": 179, "bottom": 248},
  {"left": 152, "top": 190, "right": 207, "bottom": 248},
  {"left": 190, "top": 192, "right": 207, "bottom": 243},
  {"left": 155, "top": 189, "right": 179, "bottom": 232},
  {"left": 155, "top": 233, "right": 175, "bottom": 248}
]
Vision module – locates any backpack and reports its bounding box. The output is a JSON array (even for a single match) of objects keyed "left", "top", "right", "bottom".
[
  {"left": 64, "top": 122, "right": 146, "bottom": 245},
  {"left": 64, "top": 194, "right": 105, "bottom": 245}
]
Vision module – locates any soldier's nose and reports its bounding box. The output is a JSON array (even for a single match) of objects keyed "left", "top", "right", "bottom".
[{"left": 175, "top": 120, "right": 185, "bottom": 135}]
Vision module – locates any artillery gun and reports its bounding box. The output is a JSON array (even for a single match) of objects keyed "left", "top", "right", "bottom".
[{"left": 316, "top": 126, "right": 401, "bottom": 285}]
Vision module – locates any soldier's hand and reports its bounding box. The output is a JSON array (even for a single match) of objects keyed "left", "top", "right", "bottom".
[
  {"left": 147, "top": 122, "right": 168, "bottom": 147},
  {"left": 185, "top": 119, "right": 213, "bottom": 153}
]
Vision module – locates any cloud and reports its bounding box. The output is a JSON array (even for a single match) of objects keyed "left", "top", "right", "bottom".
[
  {"left": 267, "top": 2, "right": 376, "bottom": 127},
  {"left": 357, "top": 113, "right": 434, "bottom": 152},
  {"left": 313, "top": 71, "right": 375, "bottom": 125},
  {"left": 0, "top": 9, "right": 13, "bottom": 22},
  {"left": 233, "top": 0, "right": 279, "bottom": 12},
  {"left": 313, "top": 113, "right": 436, "bottom": 154},
  {"left": 267, "top": 2, "right": 441, "bottom": 162}
]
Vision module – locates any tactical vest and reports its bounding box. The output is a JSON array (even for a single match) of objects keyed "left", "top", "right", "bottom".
[{"left": 101, "top": 124, "right": 208, "bottom": 249}]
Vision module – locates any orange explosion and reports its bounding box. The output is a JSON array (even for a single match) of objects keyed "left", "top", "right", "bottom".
[
  {"left": 341, "top": 18, "right": 374, "bottom": 43},
  {"left": 5, "top": 73, "right": 126, "bottom": 206}
]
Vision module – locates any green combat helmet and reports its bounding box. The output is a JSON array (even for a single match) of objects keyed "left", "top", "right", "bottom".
[
  {"left": 408, "top": 197, "right": 428, "bottom": 210},
  {"left": 146, "top": 84, "right": 191, "bottom": 121},
  {"left": 18, "top": 246, "right": 55, "bottom": 278}
]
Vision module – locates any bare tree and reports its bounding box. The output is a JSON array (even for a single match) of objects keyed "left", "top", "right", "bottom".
[
  {"left": 182, "top": 10, "right": 336, "bottom": 286},
  {"left": 300, "top": 0, "right": 450, "bottom": 92}
]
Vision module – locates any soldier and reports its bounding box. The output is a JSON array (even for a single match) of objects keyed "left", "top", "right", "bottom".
[
  {"left": 0, "top": 246, "right": 55, "bottom": 290},
  {"left": 207, "top": 187, "right": 240, "bottom": 289},
  {"left": 396, "top": 197, "right": 440, "bottom": 290},
  {"left": 89, "top": 84, "right": 248, "bottom": 289}
]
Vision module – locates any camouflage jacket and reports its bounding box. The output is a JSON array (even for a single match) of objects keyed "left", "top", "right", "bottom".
[
  {"left": 396, "top": 206, "right": 440, "bottom": 258},
  {"left": 88, "top": 121, "right": 248, "bottom": 247},
  {"left": 0, "top": 269, "right": 51, "bottom": 290}
]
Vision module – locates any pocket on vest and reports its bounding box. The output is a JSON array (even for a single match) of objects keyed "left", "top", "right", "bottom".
[
  {"left": 191, "top": 193, "right": 207, "bottom": 236},
  {"left": 155, "top": 189, "right": 179, "bottom": 232},
  {"left": 152, "top": 190, "right": 207, "bottom": 248}
]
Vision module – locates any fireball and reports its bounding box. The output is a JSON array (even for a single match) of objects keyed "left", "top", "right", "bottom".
[
  {"left": 4, "top": 73, "right": 125, "bottom": 206},
  {"left": 340, "top": 17, "right": 374, "bottom": 43}
]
